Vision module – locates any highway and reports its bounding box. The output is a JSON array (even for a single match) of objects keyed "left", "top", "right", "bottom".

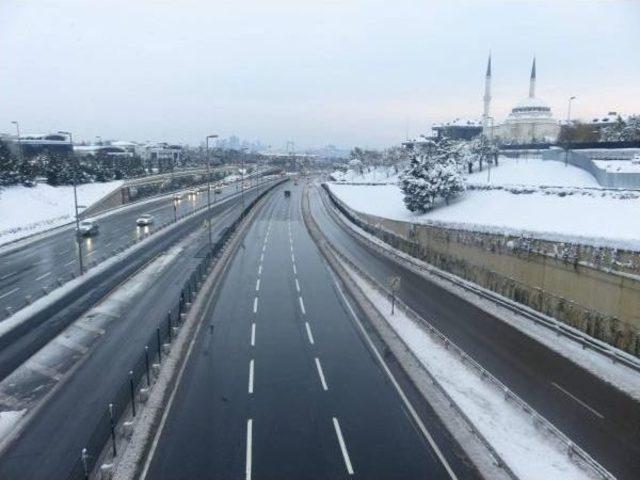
[
  {"left": 0, "top": 177, "right": 261, "bottom": 316},
  {"left": 143, "top": 182, "right": 478, "bottom": 479},
  {"left": 0, "top": 181, "right": 270, "bottom": 480},
  {"left": 308, "top": 184, "right": 640, "bottom": 480}
]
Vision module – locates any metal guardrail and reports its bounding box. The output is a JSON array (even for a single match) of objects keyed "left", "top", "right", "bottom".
[
  {"left": 309, "top": 187, "right": 616, "bottom": 480},
  {"left": 64, "top": 179, "right": 284, "bottom": 480},
  {"left": 321, "top": 184, "right": 640, "bottom": 374}
]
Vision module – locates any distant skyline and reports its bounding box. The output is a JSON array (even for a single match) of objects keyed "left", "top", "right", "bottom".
[{"left": 1, "top": 0, "right": 639, "bottom": 149}]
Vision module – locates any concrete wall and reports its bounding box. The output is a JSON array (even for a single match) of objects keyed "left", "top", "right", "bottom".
[
  {"left": 324, "top": 186, "right": 640, "bottom": 356},
  {"left": 542, "top": 149, "right": 640, "bottom": 189}
]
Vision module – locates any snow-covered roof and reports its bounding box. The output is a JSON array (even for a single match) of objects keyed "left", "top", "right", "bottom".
[
  {"left": 513, "top": 96, "right": 550, "bottom": 110},
  {"left": 434, "top": 118, "right": 482, "bottom": 128}
]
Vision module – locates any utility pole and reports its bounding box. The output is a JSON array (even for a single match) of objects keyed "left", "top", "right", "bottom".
[
  {"left": 59, "top": 130, "right": 83, "bottom": 275},
  {"left": 565, "top": 96, "right": 576, "bottom": 167},
  {"left": 206, "top": 134, "right": 218, "bottom": 248}
]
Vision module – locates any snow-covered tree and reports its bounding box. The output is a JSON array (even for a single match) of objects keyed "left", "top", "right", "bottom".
[
  {"left": 400, "top": 139, "right": 465, "bottom": 213},
  {"left": 601, "top": 115, "right": 640, "bottom": 142},
  {"left": 0, "top": 139, "right": 21, "bottom": 186}
]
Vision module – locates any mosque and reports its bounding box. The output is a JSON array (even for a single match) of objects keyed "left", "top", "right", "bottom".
[{"left": 482, "top": 56, "right": 560, "bottom": 144}]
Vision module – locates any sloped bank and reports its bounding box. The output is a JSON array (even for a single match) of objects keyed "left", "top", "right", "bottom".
[{"left": 322, "top": 184, "right": 640, "bottom": 357}]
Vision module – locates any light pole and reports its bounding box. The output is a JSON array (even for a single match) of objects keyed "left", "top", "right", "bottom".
[
  {"left": 240, "top": 147, "right": 246, "bottom": 215},
  {"left": 11, "top": 121, "right": 25, "bottom": 168},
  {"left": 205, "top": 134, "right": 218, "bottom": 248},
  {"left": 565, "top": 96, "right": 576, "bottom": 166},
  {"left": 59, "top": 131, "right": 84, "bottom": 275}
]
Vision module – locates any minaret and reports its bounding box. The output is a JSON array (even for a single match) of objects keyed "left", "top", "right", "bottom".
[
  {"left": 482, "top": 53, "right": 492, "bottom": 128},
  {"left": 529, "top": 57, "right": 536, "bottom": 98}
]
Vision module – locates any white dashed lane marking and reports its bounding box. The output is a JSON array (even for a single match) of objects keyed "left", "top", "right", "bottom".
[{"left": 305, "top": 322, "right": 315, "bottom": 345}]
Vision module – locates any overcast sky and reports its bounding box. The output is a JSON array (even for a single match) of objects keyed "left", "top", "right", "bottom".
[{"left": 1, "top": 0, "right": 639, "bottom": 149}]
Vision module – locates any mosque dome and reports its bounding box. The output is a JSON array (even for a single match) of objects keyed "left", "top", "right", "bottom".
[{"left": 509, "top": 96, "right": 553, "bottom": 117}]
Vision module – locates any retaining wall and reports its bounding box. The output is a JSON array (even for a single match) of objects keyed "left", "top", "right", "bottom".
[{"left": 323, "top": 184, "right": 640, "bottom": 356}]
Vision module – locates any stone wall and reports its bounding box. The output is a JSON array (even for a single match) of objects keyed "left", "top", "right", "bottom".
[{"left": 324, "top": 185, "right": 640, "bottom": 356}]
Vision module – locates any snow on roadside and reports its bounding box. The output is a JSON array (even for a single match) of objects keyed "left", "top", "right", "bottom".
[
  {"left": 330, "top": 165, "right": 401, "bottom": 184},
  {"left": 328, "top": 182, "right": 640, "bottom": 251},
  {"left": 0, "top": 181, "right": 123, "bottom": 246},
  {"left": 343, "top": 260, "right": 598, "bottom": 480},
  {"left": 0, "top": 410, "right": 26, "bottom": 439}
]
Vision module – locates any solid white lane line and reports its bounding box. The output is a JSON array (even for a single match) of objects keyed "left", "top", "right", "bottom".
[
  {"left": 298, "top": 296, "right": 306, "bottom": 315},
  {"left": 295, "top": 278, "right": 301, "bottom": 292},
  {"left": 334, "top": 278, "right": 458, "bottom": 479},
  {"left": 305, "top": 322, "right": 315, "bottom": 345},
  {"left": 253, "top": 297, "right": 258, "bottom": 314},
  {"left": 248, "top": 359, "right": 255, "bottom": 394},
  {"left": 35, "top": 272, "right": 51, "bottom": 281},
  {"left": 551, "top": 382, "right": 605, "bottom": 419},
  {"left": 0, "top": 287, "right": 20, "bottom": 300},
  {"left": 255, "top": 279, "right": 260, "bottom": 292},
  {"left": 314, "top": 358, "right": 328, "bottom": 390},
  {"left": 251, "top": 323, "right": 256, "bottom": 346},
  {"left": 246, "top": 419, "right": 253, "bottom": 480},
  {"left": 258, "top": 265, "right": 262, "bottom": 275},
  {"left": 292, "top": 264, "right": 297, "bottom": 275},
  {"left": 332, "top": 418, "right": 354, "bottom": 475}
]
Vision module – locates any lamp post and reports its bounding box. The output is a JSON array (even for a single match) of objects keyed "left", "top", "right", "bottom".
[
  {"left": 58, "top": 131, "right": 84, "bottom": 275},
  {"left": 240, "top": 147, "right": 246, "bottom": 215},
  {"left": 205, "top": 134, "right": 218, "bottom": 248},
  {"left": 11, "top": 121, "right": 25, "bottom": 168},
  {"left": 565, "top": 96, "right": 576, "bottom": 166}
]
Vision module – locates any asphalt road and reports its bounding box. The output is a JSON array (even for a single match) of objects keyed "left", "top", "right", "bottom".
[
  {"left": 0, "top": 183, "right": 269, "bottom": 480},
  {"left": 0, "top": 176, "right": 264, "bottom": 315},
  {"left": 144, "top": 182, "right": 477, "bottom": 480},
  {"left": 309, "top": 184, "right": 640, "bottom": 479}
]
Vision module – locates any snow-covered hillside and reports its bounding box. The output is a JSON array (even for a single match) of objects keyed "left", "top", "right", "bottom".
[
  {"left": 327, "top": 157, "right": 640, "bottom": 250},
  {"left": 0, "top": 181, "right": 123, "bottom": 246},
  {"left": 330, "top": 165, "right": 401, "bottom": 184},
  {"left": 468, "top": 157, "right": 601, "bottom": 188}
]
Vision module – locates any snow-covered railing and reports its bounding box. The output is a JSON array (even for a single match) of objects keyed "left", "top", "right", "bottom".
[
  {"left": 321, "top": 184, "right": 640, "bottom": 374},
  {"left": 310, "top": 187, "right": 616, "bottom": 480}
]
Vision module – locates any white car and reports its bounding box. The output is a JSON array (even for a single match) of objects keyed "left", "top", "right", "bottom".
[
  {"left": 78, "top": 219, "right": 99, "bottom": 236},
  {"left": 136, "top": 214, "right": 154, "bottom": 226}
]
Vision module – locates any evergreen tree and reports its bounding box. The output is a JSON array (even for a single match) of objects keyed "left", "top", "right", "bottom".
[
  {"left": 400, "top": 139, "right": 465, "bottom": 213},
  {"left": 0, "top": 139, "right": 21, "bottom": 185}
]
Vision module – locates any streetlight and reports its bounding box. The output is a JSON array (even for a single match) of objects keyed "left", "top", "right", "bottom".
[
  {"left": 58, "top": 130, "right": 84, "bottom": 275},
  {"left": 565, "top": 96, "right": 576, "bottom": 166},
  {"left": 205, "top": 134, "right": 218, "bottom": 248},
  {"left": 11, "top": 121, "right": 25, "bottom": 167}
]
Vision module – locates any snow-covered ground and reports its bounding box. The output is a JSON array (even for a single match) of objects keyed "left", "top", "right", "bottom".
[
  {"left": 468, "top": 157, "right": 601, "bottom": 187},
  {"left": 330, "top": 165, "right": 401, "bottom": 184},
  {"left": 0, "top": 181, "right": 122, "bottom": 246},
  {"left": 343, "top": 261, "right": 597, "bottom": 480},
  {"left": 327, "top": 157, "right": 640, "bottom": 250},
  {"left": 593, "top": 159, "right": 640, "bottom": 173}
]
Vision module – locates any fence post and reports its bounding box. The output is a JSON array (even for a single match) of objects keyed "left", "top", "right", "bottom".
[
  {"left": 144, "top": 346, "right": 151, "bottom": 387},
  {"left": 108, "top": 403, "right": 117, "bottom": 457},
  {"left": 157, "top": 327, "right": 162, "bottom": 363},
  {"left": 82, "top": 448, "right": 90, "bottom": 480},
  {"left": 129, "top": 370, "right": 136, "bottom": 417}
]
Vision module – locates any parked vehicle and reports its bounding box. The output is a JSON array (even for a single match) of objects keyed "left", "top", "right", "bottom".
[
  {"left": 78, "top": 219, "right": 99, "bottom": 236},
  {"left": 136, "top": 214, "right": 154, "bottom": 226}
]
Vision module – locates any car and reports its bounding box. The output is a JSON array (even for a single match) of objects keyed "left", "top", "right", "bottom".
[
  {"left": 78, "top": 219, "right": 99, "bottom": 236},
  {"left": 136, "top": 214, "right": 154, "bottom": 226},
  {"left": 214, "top": 188, "right": 222, "bottom": 194},
  {"left": 173, "top": 193, "right": 182, "bottom": 202},
  {"left": 284, "top": 190, "right": 291, "bottom": 198}
]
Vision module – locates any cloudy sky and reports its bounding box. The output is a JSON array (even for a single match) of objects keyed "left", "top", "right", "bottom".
[{"left": 1, "top": 0, "right": 639, "bottom": 149}]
